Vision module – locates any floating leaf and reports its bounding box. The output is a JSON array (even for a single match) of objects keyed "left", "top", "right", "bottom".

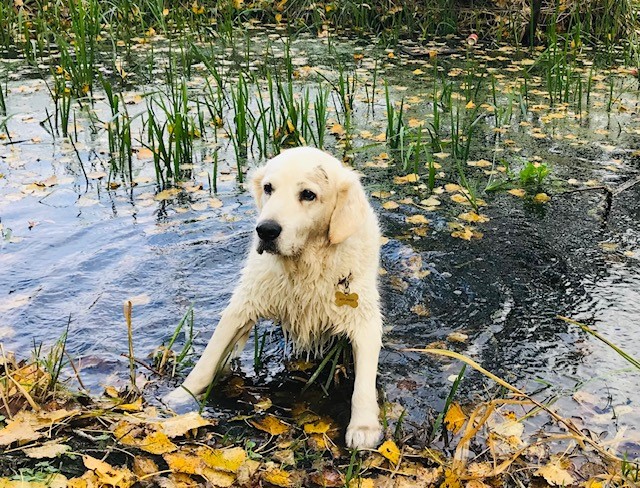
[
  {"left": 394, "top": 174, "right": 419, "bottom": 184},
  {"left": 378, "top": 439, "right": 401, "bottom": 465},
  {"left": 444, "top": 403, "right": 467, "bottom": 433},
  {"left": 382, "top": 201, "right": 400, "bottom": 210},
  {"left": 250, "top": 415, "right": 290, "bottom": 436},
  {"left": 155, "top": 188, "right": 180, "bottom": 201},
  {"left": 458, "top": 211, "right": 489, "bottom": 223},
  {"left": 532, "top": 192, "right": 551, "bottom": 204},
  {"left": 420, "top": 196, "right": 441, "bottom": 206},
  {"left": 406, "top": 215, "right": 429, "bottom": 225},
  {"left": 507, "top": 188, "right": 526, "bottom": 197}
]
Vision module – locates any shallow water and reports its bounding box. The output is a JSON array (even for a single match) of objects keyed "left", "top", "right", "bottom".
[{"left": 1, "top": 32, "right": 639, "bottom": 455}]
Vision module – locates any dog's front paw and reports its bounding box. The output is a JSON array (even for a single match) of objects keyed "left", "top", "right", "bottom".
[
  {"left": 345, "top": 420, "right": 383, "bottom": 449},
  {"left": 162, "top": 387, "right": 200, "bottom": 414}
]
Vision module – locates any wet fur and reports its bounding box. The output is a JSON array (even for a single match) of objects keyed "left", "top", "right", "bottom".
[{"left": 164, "top": 147, "right": 383, "bottom": 449}]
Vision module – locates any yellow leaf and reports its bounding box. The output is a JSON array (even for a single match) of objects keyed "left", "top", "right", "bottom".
[
  {"left": 451, "top": 226, "right": 474, "bottom": 241},
  {"left": 200, "top": 446, "right": 247, "bottom": 473},
  {"left": 303, "top": 421, "right": 330, "bottom": 434},
  {"left": 585, "top": 479, "right": 604, "bottom": 488},
  {"left": 155, "top": 188, "right": 180, "bottom": 201},
  {"left": 441, "top": 468, "right": 462, "bottom": 488},
  {"left": 450, "top": 194, "right": 470, "bottom": 204},
  {"left": 371, "top": 190, "right": 392, "bottom": 199},
  {"left": 535, "top": 458, "right": 574, "bottom": 486},
  {"left": 507, "top": 188, "right": 526, "bottom": 197},
  {"left": 161, "top": 412, "right": 211, "bottom": 438},
  {"left": 209, "top": 197, "right": 223, "bottom": 208},
  {"left": 382, "top": 201, "right": 400, "bottom": 210},
  {"left": 83, "top": 455, "right": 135, "bottom": 488},
  {"left": 263, "top": 467, "right": 292, "bottom": 487},
  {"left": 329, "top": 123, "right": 345, "bottom": 136},
  {"left": 420, "top": 196, "right": 441, "bottom": 206},
  {"left": 0, "top": 418, "right": 42, "bottom": 446},
  {"left": 378, "top": 439, "right": 400, "bottom": 465},
  {"left": 444, "top": 183, "right": 461, "bottom": 192},
  {"left": 113, "top": 421, "right": 177, "bottom": 455},
  {"left": 22, "top": 441, "right": 70, "bottom": 459},
  {"left": 394, "top": 173, "right": 419, "bottom": 184},
  {"left": 250, "top": 415, "right": 290, "bottom": 435},
  {"left": 458, "top": 211, "right": 489, "bottom": 223},
  {"left": 533, "top": 192, "right": 550, "bottom": 204},
  {"left": 465, "top": 100, "right": 476, "bottom": 109},
  {"left": 406, "top": 215, "right": 429, "bottom": 225},
  {"left": 116, "top": 397, "right": 143, "bottom": 412},
  {"left": 444, "top": 403, "right": 467, "bottom": 433}
]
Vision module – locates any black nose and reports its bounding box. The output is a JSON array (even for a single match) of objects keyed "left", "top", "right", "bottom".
[{"left": 256, "top": 220, "right": 282, "bottom": 241}]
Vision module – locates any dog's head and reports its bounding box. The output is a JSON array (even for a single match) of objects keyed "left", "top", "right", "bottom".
[{"left": 249, "top": 147, "right": 369, "bottom": 257}]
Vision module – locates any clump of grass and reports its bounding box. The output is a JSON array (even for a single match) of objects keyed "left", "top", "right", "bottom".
[
  {"left": 153, "top": 306, "right": 195, "bottom": 377},
  {"left": 101, "top": 77, "right": 133, "bottom": 182}
]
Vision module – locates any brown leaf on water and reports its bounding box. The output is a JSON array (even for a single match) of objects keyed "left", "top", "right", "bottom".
[{"left": 250, "top": 415, "right": 290, "bottom": 436}]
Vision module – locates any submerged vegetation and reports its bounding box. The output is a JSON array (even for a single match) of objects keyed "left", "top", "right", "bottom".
[{"left": 1, "top": 0, "right": 640, "bottom": 486}]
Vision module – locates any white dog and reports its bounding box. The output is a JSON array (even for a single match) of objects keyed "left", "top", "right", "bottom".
[{"left": 164, "top": 147, "right": 383, "bottom": 449}]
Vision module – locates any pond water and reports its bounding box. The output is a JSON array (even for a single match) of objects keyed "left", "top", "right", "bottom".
[{"left": 1, "top": 31, "right": 639, "bottom": 456}]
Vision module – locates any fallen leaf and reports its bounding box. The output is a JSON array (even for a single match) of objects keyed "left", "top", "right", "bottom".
[
  {"left": 83, "top": 455, "right": 135, "bottom": 488},
  {"left": 444, "top": 403, "right": 467, "bottom": 433},
  {"left": 303, "top": 421, "right": 331, "bottom": 434},
  {"left": 420, "top": 196, "right": 441, "bottom": 206},
  {"left": 155, "top": 188, "right": 180, "bottom": 201},
  {"left": 458, "top": 211, "right": 489, "bottom": 223},
  {"left": 406, "top": 214, "right": 429, "bottom": 225},
  {"left": 394, "top": 174, "right": 420, "bottom": 184},
  {"left": 161, "top": 412, "right": 211, "bottom": 438},
  {"left": 250, "top": 415, "right": 290, "bottom": 436},
  {"left": 22, "top": 441, "right": 70, "bottom": 459},
  {"left": 382, "top": 201, "right": 400, "bottom": 210},
  {"left": 200, "top": 446, "right": 247, "bottom": 473},
  {"left": 507, "top": 188, "right": 526, "bottom": 197},
  {"left": 263, "top": 467, "right": 292, "bottom": 487},
  {"left": 378, "top": 439, "right": 401, "bottom": 465},
  {"left": 532, "top": 192, "right": 550, "bottom": 204},
  {"left": 113, "top": 421, "right": 177, "bottom": 455},
  {"left": 535, "top": 458, "right": 574, "bottom": 486}
]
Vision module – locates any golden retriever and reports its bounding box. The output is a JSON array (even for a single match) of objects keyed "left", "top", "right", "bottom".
[{"left": 164, "top": 147, "right": 383, "bottom": 449}]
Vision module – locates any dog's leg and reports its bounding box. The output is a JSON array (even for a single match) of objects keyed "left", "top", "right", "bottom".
[
  {"left": 163, "top": 304, "right": 254, "bottom": 408},
  {"left": 345, "top": 315, "right": 383, "bottom": 449}
]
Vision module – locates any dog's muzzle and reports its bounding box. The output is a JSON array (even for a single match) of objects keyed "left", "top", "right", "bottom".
[{"left": 256, "top": 219, "right": 282, "bottom": 255}]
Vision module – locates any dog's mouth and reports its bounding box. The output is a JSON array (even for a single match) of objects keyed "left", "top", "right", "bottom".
[{"left": 257, "top": 239, "right": 279, "bottom": 255}]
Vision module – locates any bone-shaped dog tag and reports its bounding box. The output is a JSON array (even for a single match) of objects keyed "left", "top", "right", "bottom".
[{"left": 335, "top": 291, "right": 359, "bottom": 308}]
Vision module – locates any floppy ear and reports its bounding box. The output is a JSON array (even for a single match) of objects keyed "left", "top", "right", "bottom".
[
  {"left": 249, "top": 166, "right": 267, "bottom": 210},
  {"left": 329, "top": 170, "right": 369, "bottom": 245}
]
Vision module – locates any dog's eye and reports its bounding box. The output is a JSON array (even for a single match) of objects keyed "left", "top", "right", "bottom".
[
  {"left": 263, "top": 183, "right": 273, "bottom": 195},
  {"left": 300, "top": 189, "right": 316, "bottom": 202}
]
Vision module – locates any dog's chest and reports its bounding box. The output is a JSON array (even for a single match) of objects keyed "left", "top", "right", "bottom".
[{"left": 259, "top": 269, "right": 358, "bottom": 352}]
